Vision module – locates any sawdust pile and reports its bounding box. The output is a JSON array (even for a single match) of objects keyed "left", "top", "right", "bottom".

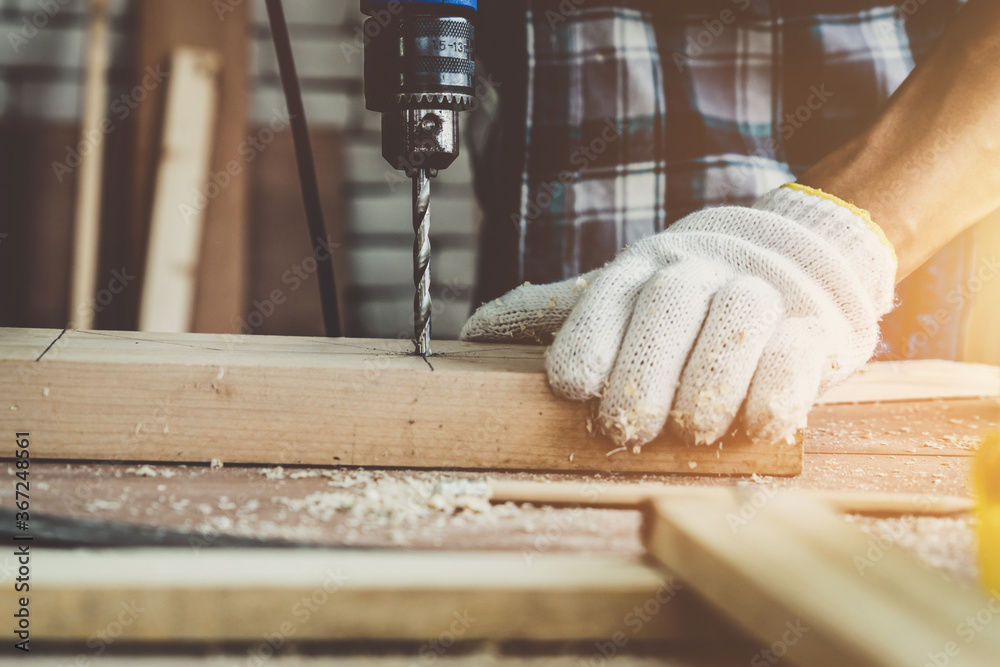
[
  {"left": 269, "top": 470, "right": 501, "bottom": 526},
  {"left": 847, "top": 515, "right": 978, "bottom": 583},
  {"left": 181, "top": 469, "right": 529, "bottom": 546}
]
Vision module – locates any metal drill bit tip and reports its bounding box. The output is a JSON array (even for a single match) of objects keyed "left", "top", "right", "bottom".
[{"left": 412, "top": 169, "right": 433, "bottom": 357}]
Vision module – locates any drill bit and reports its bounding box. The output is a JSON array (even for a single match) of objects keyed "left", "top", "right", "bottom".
[{"left": 412, "top": 168, "right": 433, "bottom": 357}]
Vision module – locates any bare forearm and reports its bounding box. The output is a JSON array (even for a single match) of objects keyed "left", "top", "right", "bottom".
[{"left": 799, "top": 0, "right": 1000, "bottom": 280}]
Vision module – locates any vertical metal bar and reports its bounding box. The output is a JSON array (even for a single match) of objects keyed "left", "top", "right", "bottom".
[
  {"left": 265, "top": 0, "right": 342, "bottom": 338},
  {"left": 412, "top": 169, "right": 432, "bottom": 356}
]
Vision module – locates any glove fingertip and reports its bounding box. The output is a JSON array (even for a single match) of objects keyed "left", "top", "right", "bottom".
[
  {"left": 596, "top": 401, "right": 668, "bottom": 450},
  {"left": 744, "top": 318, "right": 827, "bottom": 446}
]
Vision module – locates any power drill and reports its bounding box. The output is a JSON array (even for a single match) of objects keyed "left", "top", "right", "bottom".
[{"left": 360, "top": 0, "right": 478, "bottom": 357}]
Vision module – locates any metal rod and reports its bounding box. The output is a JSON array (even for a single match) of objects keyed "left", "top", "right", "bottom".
[
  {"left": 265, "top": 0, "right": 342, "bottom": 338},
  {"left": 412, "top": 169, "right": 432, "bottom": 357}
]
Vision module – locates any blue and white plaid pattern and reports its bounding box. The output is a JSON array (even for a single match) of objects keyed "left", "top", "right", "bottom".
[
  {"left": 515, "top": 5, "right": 668, "bottom": 283},
  {"left": 510, "top": 0, "right": 966, "bottom": 285},
  {"left": 473, "top": 0, "right": 973, "bottom": 360}
]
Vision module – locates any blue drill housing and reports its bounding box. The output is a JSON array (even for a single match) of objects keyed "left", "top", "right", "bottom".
[{"left": 361, "top": 0, "right": 476, "bottom": 13}]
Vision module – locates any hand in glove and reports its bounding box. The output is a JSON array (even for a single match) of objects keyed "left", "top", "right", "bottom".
[{"left": 461, "top": 184, "right": 897, "bottom": 448}]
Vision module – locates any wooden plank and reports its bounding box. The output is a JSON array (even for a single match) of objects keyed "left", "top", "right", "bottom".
[
  {"left": 68, "top": 0, "right": 111, "bottom": 330},
  {"left": 644, "top": 491, "right": 1000, "bottom": 667},
  {"left": 818, "top": 359, "right": 1000, "bottom": 404},
  {"left": 138, "top": 49, "right": 221, "bottom": 333},
  {"left": 9, "top": 549, "right": 732, "bottom": 643},
  {"left": 488, "top": 481, "right": 974, "bottom": 516},
  {"left": 186, "top": 3, "right": 250, "bottom": 335},
  {"left": 7, "top": 454, "right": 973, "bottom": 555},
  {"left": 0, "top": 329, "right": 801, "bottom": 475},
  {"left": 131, "top": 0, "right": 249, "bottom": 335},
  {"left": 962, "top": 207, "right": 1000, "bottom": 365},
  {"left": 801, "top": 452, "right": 973, "bottom": 497},
  {"left": 2, "top": 329, "right": 996, "bottom": 474},
  {"left": 0, "top": 329, "right": 64, "bottom": 361},
  {"left": 804, "top": 398, "right": 997, "bottom": 457}
]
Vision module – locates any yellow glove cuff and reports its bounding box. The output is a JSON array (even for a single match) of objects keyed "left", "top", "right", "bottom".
[{"left": 782, "top": 182, "right": 898, "bottom": 269}]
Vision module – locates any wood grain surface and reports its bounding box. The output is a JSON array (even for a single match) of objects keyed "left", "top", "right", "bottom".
[{"left": 2, "top": 329, "right": 806, "bottom": 475}]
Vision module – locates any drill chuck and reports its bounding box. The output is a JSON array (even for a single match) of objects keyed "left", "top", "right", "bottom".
[
  {"left": 362, "top": 10, "right": 476, "bottom": 113},
  {"left": 361, "top": 0, "right": 476, "bottom": 174},
  {"left": 360, "top": 0, "right": 477, "bottom": 356}
]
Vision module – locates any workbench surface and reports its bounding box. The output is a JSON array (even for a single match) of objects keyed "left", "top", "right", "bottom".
[
  {"left": 16, "top": 397, "right": 989, "bottom": 552},
  {"left": 7, "top": 394, "right": 996, "bottom": 666}
]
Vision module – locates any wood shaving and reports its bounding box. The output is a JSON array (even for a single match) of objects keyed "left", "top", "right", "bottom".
[
  {"left": 84, "top": 499, "right": 122, "bottom": 512},
  {"left": 261, "top": 466, "right": 286, "bottom": 480},
  {"left": 270, "top": 473, "right": 494, "bottom": 530}
]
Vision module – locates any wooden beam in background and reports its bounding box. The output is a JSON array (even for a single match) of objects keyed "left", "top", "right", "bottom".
[
  {"left": 131, "top": 0, "right": 249, "bottom": 334},
  {"left": 138, "top": 48, "right": 221, "bottom": 333},
  {"left": 68, "top": 0, "right": 111, "bottom": 330},
  {"left": 963, "top": 207, "right": 1000, "bottom": 366},
  {"left": 644, "top": 492, "right": 1000, "bottom": 667},
  {"left": 818, "top": 358, "right": 1000, "bottom": 404},
  {"left": 12, "top": 549, "right": 731, "bottom": 643},
  {"left": 489, "top": 481, "right": 975, "bottom": 516}
]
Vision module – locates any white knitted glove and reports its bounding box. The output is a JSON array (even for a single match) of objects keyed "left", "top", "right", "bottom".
[{"left": 461, "top": 184, "right": 897, "bottom": 448}]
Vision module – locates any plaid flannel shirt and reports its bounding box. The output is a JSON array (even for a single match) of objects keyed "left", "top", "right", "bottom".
[{"left": 472, "top": 0, "right": 975, "bottom": 360}]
